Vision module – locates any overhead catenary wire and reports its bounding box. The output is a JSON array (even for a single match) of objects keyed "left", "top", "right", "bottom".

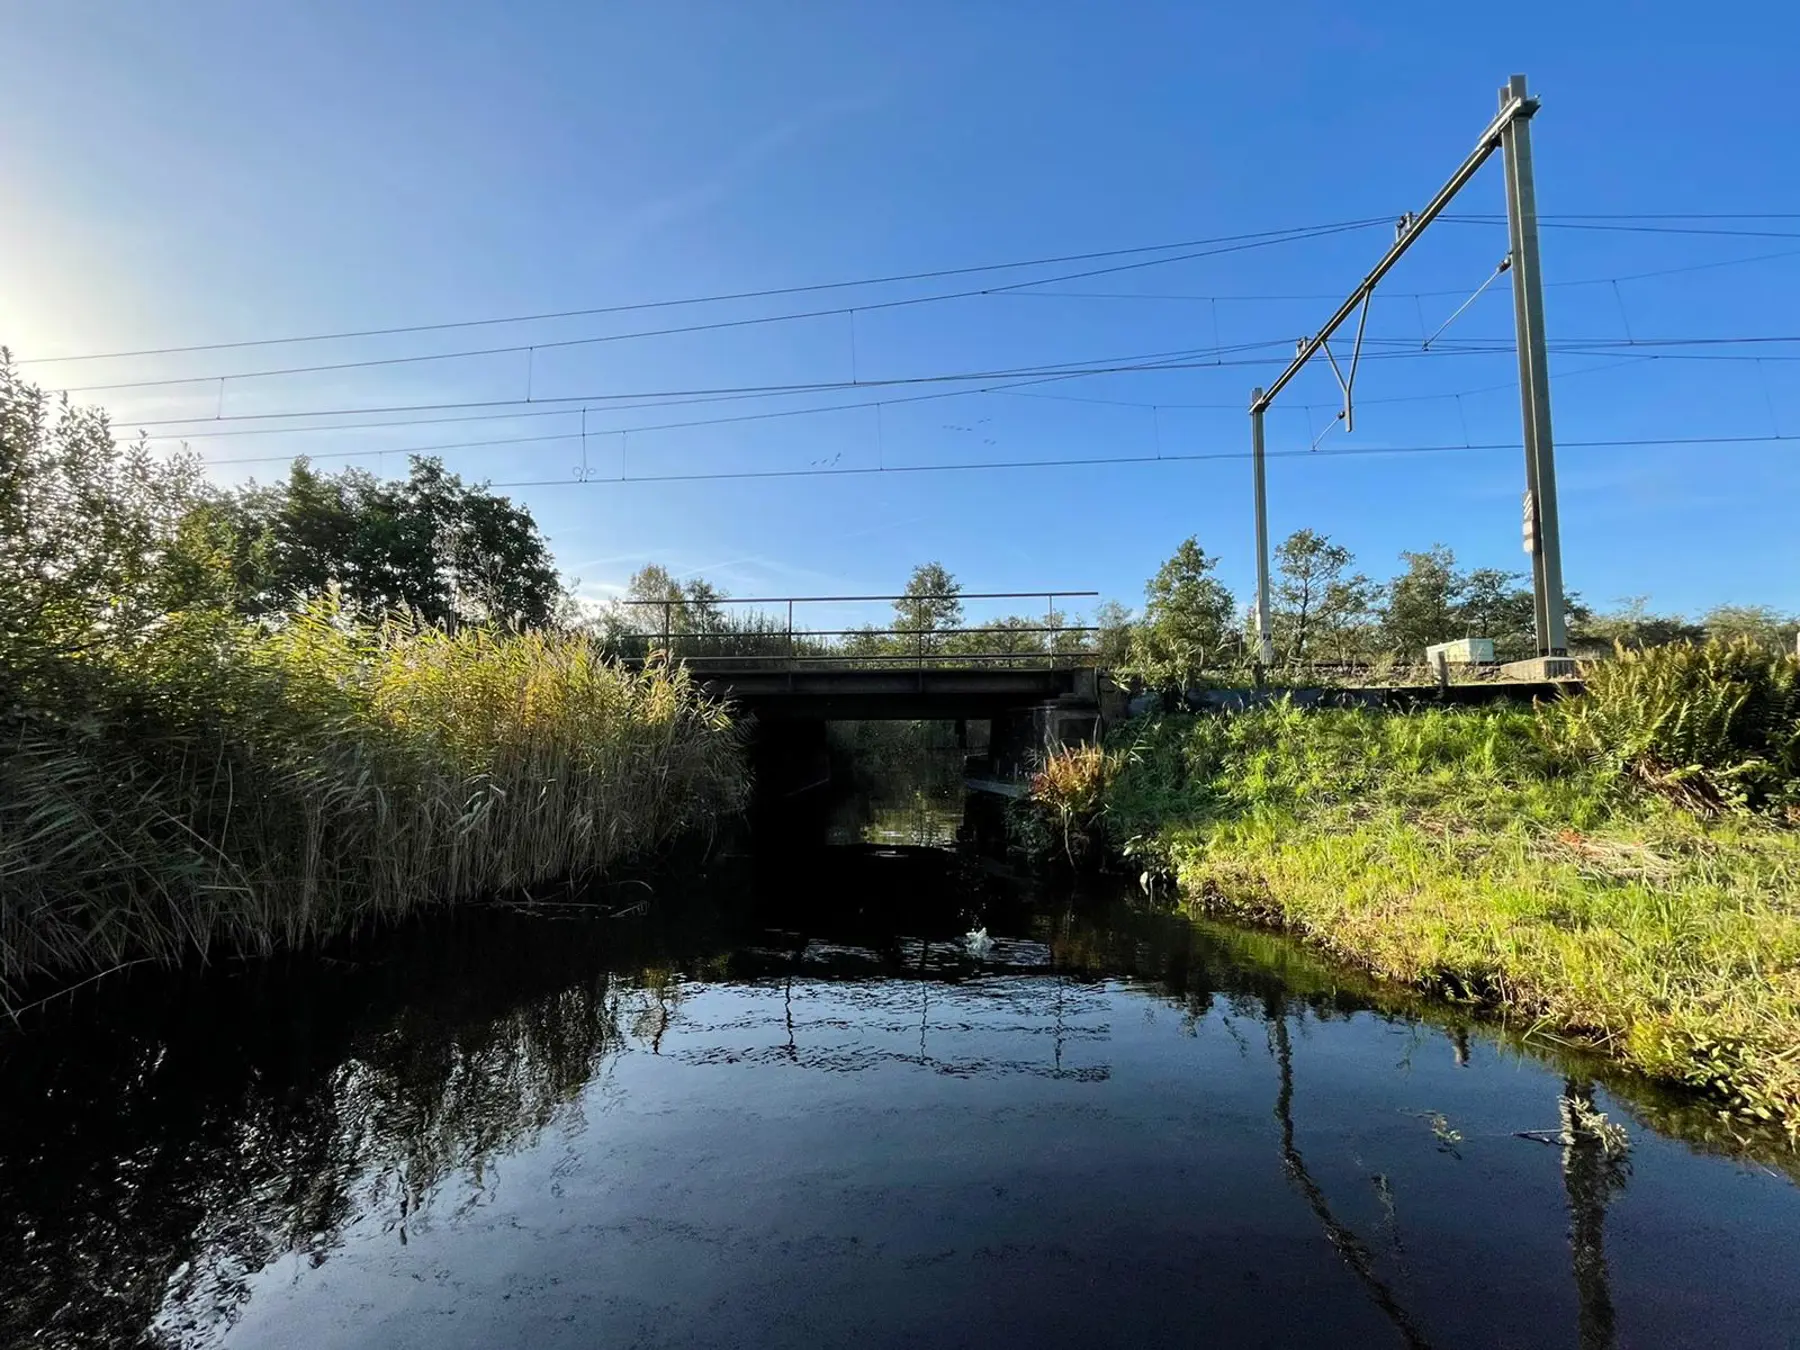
[
  {"left": 993, "top": 355, "right": 1645, "bottom": 413},
  {"left": 137, "top": 349, "right": 1800, "bottom": 477},
  {"left": 21, "top": 210, "right": 1800, "bottom": 369},
  {"left": 140, "top": 352, "right": 1650, "bottom": 453},
  {"left": 474, "top": 431, "right": 1792, "bottom": 491},
  {"left": 34, "top": 206, "right": 1800, "bottom": 473},
  {"left": 1000, "top": 247, "right": 1800, "bottom": 305},
  {"left": 105, "top": 342, "right": 1545, "bottom": 440},
  {"left": 23, "top": 218, "right": 1391, "bottom": 376},
  {"left": 1487, "top": 212, "right": 1800, "bottom": 219},
  {"left": 10, "top": 167, "right": 1795, "bottom": 580},
  {"left": 121, "top": 341, "right": 1274, "bottom": 428},
  {"left": 98, "top": 349, "right": 1715, "bottom": 446},
  {"left": 49, "top": 220, "right": 1389, "bottom": 396},
  {"left": 107, "top": 331, "right": 1800, "bottom": 440},
  {"left": 195, "top": 364, "right": 1155, "bottom": 467},
  {"left": 190, "top": 350, "right": 1308, "bottom": 467},
  {"left": 190, "top": 349, "right": 1785, "bottom": 474},
  {"left": 1443, "top": 216, "right": 1800, "bottom": 240}
]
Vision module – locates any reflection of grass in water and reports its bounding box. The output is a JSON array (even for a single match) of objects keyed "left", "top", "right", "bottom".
[
  {"left": 0, "top": 911, "right": 741, "bottom": 1350},
  {"left": 1042, "top": 885, "right": 1800, "bottom": 1181},
  {"left": 153, "top": 978, "right": 628, "bottom": 1338},
  {"left": 150, "top": 963, "right": 713, "bottom": 1339},
  {"left": 10, "top": 878, "right": 1800, "bottom": 1349},
  {"left": 1105, "top": 704, "right": 1800, "bottom": 1134}
]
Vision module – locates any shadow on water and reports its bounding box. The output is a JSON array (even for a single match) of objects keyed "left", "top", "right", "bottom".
[{"left": 2, "top": 746, "right": 1798, "bottom": 1347}]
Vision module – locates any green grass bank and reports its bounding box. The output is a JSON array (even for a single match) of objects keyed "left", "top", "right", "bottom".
[{"left": 1048, "top": 642, "right": 1800, "bottom": 1132}]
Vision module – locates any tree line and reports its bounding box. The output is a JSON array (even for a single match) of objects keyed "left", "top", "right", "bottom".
[
  {"left": 3, "top": 365, "right": 566, "bottom": 678},
  {"left": 1118, "top": 530, "right": 1796, "bottom": 691},
  {"left": 590, "top": 535, "right": 1799, "bottom": 690},
  {"left": 587, "top": 559, "right": 1097, "bottom": 662}
]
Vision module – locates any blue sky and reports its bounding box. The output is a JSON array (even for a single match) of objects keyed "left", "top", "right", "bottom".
[{"left": 5, "top": 1, "right": 1797, "bottom": 632}]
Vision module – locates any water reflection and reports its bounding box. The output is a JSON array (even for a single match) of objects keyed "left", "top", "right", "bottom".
[
  {"left": 824, "top": 720, "right": 966, "bottom": 847},
  {"left": 0, "top": 923, "right": 634, "bottom": 1347},
  {"left": 2, "top": 872, "right": 1798, "bottom": 1349},
  {"left": 1561, "top": 1077, "right": 1622, "bottom": 1350},
  {"left": 1270, "top": 1011, "right": 1435, "bottom": 1350}
]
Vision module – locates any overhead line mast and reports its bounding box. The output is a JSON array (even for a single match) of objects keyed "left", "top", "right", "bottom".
[{"left": 1248, "top": 74, "right": 1568, "bottom": 668}]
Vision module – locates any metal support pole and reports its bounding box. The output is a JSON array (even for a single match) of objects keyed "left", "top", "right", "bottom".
[
  {"left": 1241, "top": 77, "right": 1557, "bottom": 669},
  {"left": 1251, "top": 392, "right": 1276, "bottom": 668},
  {"left": 1500, "top": 74, "right": 1568, "bottom": 655}
]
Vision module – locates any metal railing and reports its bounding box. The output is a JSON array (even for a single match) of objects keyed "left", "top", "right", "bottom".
[{"left": 610, "top": 591, "right": 1101, "bottom": 670}]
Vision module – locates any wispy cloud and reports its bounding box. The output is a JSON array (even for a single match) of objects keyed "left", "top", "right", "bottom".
[
  {"left": 674, "top": 510, "right": 935, "bottom": 591},
  {"left": 602, "top": 92, "right": 887, "bottom": 248}
]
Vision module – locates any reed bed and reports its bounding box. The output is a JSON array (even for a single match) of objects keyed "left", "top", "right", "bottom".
[{"left": 0, "top": 602, "right": 746, "bottom": 1014}]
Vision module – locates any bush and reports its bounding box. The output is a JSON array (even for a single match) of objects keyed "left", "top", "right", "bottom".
[
  {"left": 1543, "top": 639, "right": 1800, "bottom": 813},
  {"left": 1024, "top": 742, "right": 1121, "bottom": 866}
]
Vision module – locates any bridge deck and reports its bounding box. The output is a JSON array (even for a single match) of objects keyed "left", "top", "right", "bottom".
[{"left": 678, "top": 664, "right": 1099, "bottom": 721}]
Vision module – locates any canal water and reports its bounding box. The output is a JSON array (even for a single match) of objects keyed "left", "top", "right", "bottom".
[{"left": 4, "top": 765, "right": 1800, "bottom": 1347}]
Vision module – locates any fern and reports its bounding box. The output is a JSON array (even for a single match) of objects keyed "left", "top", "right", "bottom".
[{"left": 1542, "top": 639, "right": 1800, "bottom": 812}]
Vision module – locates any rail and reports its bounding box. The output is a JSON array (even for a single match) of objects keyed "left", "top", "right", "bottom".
[{"left": 610, "top": 591, "right": 1101, "bottom": 670}]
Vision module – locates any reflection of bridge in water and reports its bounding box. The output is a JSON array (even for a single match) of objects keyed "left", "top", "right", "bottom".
[{"left": 639, "top": 938, "right": 1114, "bottom": 1082}]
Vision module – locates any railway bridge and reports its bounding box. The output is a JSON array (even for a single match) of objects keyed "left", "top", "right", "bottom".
[{"left": 617, "top": 589, "right": 1108, "bottom": 785}]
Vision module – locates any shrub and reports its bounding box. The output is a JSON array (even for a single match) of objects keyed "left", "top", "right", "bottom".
[
  {"left": 1025, "top": 742, "right": 1121, "bottom": 866},
  {"left": 1543, "top": 639, "right": 1800, "bottom": 812}
]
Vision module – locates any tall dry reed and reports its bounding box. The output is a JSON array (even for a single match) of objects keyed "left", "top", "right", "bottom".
[{"left": 0, "top": 600, "right": 746, "bottom": 1012}]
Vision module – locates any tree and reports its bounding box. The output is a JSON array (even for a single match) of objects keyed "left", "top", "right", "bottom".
[
  {"left": 607, "top": 563, "right": 738, "bottom": 650},
  {"left": 1272, "top": 529, "right": 1353, "bottom": 665},
  {"left": 1, "top": 356, "right": 225, "bottom": 687},
  {"left": 682, "top": 578, "right": 727, "bottom": 635},
  {"left": 1125, "top": 537, "right": 1236, "bottom": 695},
  {"left": 420, "top": 460, "right": 563, "bottom": 627},
  {"left": 1379, "top": 545, "right": 1462, "bottom": 658},
  {"left": 1458, "top": 567, "right": 1536, "bottom": 659},
  {"left": 1092, "top": 600, "right": 1134, "bottom": 669},
  {"left": 1701, "top": 604, "right": 1797, "bottom": 652},
  {"left": 218, "top": 456, "right": 563, "bottom": 628},
  {"left": 1316, "top": 572, "right": 1381, "bottom": 664},
  {"left": 894, "top": 562, "right": 963, "bottom": 654},
  {"left": 1570, "top": 596, "right": 1703, "bottom": 652},
  {"left": 624, "top": 564, "right": 685, "bottom": 607},
  {"left": 621, "top": 563, "right": 687, "bottom": 640},
  {"left": 839, "top": 624, "right": 893, "bottom": 660},
  {"left": 973, "top": 614, "right": 1045, "bottom": 658}
]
